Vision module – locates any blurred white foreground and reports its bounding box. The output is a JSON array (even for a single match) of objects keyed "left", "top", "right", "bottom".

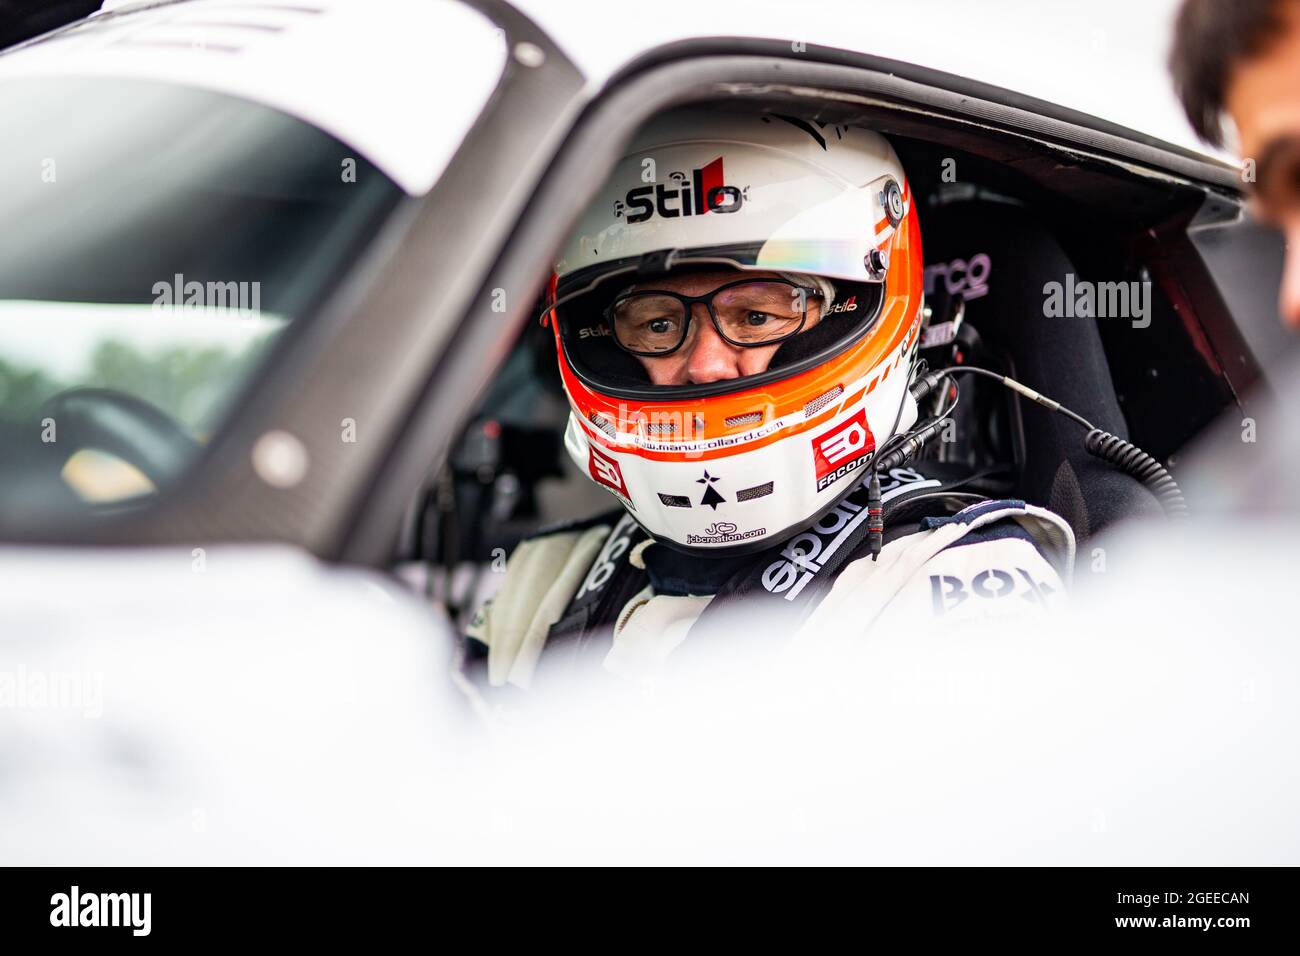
[{"left": 1, "top": 511, "right": 1297, "bottom": 865}]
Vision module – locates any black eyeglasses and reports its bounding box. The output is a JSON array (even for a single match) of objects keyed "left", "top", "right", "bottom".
[{"left": 604, "top": 278, "right": 824, "bottom": 357}]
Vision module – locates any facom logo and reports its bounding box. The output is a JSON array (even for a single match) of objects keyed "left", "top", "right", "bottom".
[
  {"left": 614, "top": 157, "right": 748, "bottom": 224},
  {"left": 812, "top": 408, "right": 874, "bottom": 492}
]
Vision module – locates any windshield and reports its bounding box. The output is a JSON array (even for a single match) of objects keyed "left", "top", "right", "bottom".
[
  {"left": 0, "top": 75, "right": 403, "bottom": 506},
  {"left": 0, "top": 0, "right": 509, "bottom": 523}
]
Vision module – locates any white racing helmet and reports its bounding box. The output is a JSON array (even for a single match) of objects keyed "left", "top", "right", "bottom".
[{"left": 544, "top": 109, "right": 925, "bottom": 553}]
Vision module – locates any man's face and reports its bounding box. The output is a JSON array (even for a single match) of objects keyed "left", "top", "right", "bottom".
[
  {"left": 1225, "top": 5, "right": 1300, "bottom": 329},
  {"left": 625, "top": 270, "right": 824, "bottom": 386}
]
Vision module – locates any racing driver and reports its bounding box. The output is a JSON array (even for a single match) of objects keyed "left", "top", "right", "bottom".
[{"left": 466, "top": 110, "right": 1077, "bottom": 689}]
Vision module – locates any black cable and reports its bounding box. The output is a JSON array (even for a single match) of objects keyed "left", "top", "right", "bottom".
[
  {"left": 909, "top": 365, "right": 1188, "bottom": 519},
  {"left": 867, "top": 375, "right": 962, "bottom": 560},
  {"left": 866, "top": 361, "right": 931, "bottom": 559},
  {"left": 912, "top": 365, "right": 1094, "bottom": 430},
  {"left": 864, "top": 360, "right": 1188, "bottom": 561},
  {"left": 1084, "top": 429, "right": 1189, "bottom": 518},
  {"left": 875, "top": 381, "right": 962, "bottom": 474}
]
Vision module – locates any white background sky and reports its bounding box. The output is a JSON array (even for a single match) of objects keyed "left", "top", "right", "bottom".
[{"left": 516, "top": 0, "right": 1220, "bottom": 159}]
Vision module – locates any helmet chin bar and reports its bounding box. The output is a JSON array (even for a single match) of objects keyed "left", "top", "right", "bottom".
[
  {"left": 566, "top": 388, "right": 921, "bottom": 559},
  {"left": 560, "top": 328, "right": 922, "bottom": 559}
]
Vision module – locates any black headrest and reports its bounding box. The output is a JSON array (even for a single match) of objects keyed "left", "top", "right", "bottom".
[{"left": 922, "top": 200, "right": 1158, "bottom": 534}]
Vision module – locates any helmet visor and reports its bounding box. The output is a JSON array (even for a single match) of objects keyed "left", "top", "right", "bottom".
[
  {"left": 609, "top": 278, "right": 822, "bottom": 355},
  {"left": 553, "top": 261, "right": 885, "bottom": 398}
]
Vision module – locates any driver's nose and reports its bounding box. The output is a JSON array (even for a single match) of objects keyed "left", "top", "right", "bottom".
[{"left": 685, "top": 306, "right": 743, "bottom": 384}]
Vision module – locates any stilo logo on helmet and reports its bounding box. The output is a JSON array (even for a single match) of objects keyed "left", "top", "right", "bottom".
[{"left": 613, "top": 156, "right": 749, "bottom": 224}]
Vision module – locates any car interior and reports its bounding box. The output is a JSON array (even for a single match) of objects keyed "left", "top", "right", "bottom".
[{"left": 401, "top": 92, "right": 1241, "bottom": 625}]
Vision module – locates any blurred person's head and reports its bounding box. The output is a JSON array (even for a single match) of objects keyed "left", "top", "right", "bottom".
[{"left": 1171, "top": 0, "right": 1300, "bottom": 329}]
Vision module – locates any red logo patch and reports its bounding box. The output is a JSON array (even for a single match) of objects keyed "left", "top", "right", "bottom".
[
  {"left": 589, "top": 445, "right": 631, "bottom": 501},
  {"left": 812, "top": 409, "right": 875, "bottom": 491}
]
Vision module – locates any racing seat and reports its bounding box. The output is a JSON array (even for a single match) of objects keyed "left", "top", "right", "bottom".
[{"left": 921, "top": 200, "right": 1162, "bottom": 539}]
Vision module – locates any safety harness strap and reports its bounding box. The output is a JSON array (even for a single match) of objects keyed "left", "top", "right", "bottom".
[
  {"left": 501, "top": 465, "right": 994, "bottom": 683},
  {"left": 542, "top": 511, "right": 651, "bottom": 657}
]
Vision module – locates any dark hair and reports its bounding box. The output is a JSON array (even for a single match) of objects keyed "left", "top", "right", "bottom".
[{"left": 1169, "top": 0, "right": 1293, "bottom": 146}]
